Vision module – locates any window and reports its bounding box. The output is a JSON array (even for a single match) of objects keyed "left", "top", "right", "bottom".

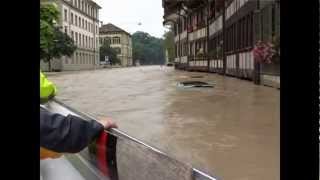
[
  {"left": 249, "top": 12, "right": 253, "bottom": 47},
  {"left": 83, "top": 35, "right": 85, "bottom": 47},
  {"left": 83, "top": 36, "right": 85, "bottom": 48},
  {"left": 245, "top": 16, "right": 248, "bottom": 47},
  {"left": 71, "top": 31, "right": 74, "bottom": 40},
  {"left": 78, "top": 0, "right": 80, "bottom": 8},
  {"left": 237, "top": 22, "right": 240, "bottom": 50},
  {"left": 87, "top": 4, "right": 89, "bottom": 14},
  {"left": 75, "top": 32, "right": 78, "bottom": 43},
  {"left": 75, "top": 15, "right": 78, "bottom": 26},
  {"left": 86, "top": 36, "right": 88, "bottom": 48},
  {"left": 85, "top": 20, "right": 87, "bottom": 30},
  {"left": 71, "top": 13, "right": 74, "bottom": 24},
  {"left": 241, "top": 18, "right": 244, "bottom": 49},
  {"left": 82, "top": 19, "right": 84, "bottom": 28},
  {"left": 81, "top": 1, "right": 84, "bottom": 11},
  {"left": 79, "top": 17, "right": 81, "bottom": 27},
  {"left": 80, "top": 34, "right": 82, "bottom": 46},
  {"left": 271, "top": 4, "right": 276, "bottom": 37},
  {"left": 64, "top": 26, "right": 68, "bottom": 34},
  {"left": 113, "top": 37, "right": 120, "bottom": 44},
  {"left": 64, "top": 9, "right": 67, "bottom": 21}
]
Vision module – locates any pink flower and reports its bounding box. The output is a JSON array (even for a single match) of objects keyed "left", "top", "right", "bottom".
[{"left": 253, "top": 41, "right": 276, "bottom": 64}]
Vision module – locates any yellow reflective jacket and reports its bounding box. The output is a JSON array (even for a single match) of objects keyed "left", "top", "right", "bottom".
[
  {"left": 40, "top": 71, "right": 57, "bottom": 103},
  {"left": 40, "top": 71, "right": 61, "bottom": 159}
]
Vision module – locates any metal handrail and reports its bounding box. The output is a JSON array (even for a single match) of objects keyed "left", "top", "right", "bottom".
[{"left": 48, "top": 98, "right": 219, "bottom": 180}]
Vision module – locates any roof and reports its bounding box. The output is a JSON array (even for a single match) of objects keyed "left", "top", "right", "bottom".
[
  {"left": 99, "top": 23, "right": 131, "bottom": 36},
  {"left": 87, "top": 0, "right": 102, "bottom": 9}
]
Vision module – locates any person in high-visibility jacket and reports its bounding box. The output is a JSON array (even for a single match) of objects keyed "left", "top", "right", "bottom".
[
  {"left": 40, "top": 71, "right": 57, "bottom": 103},
  {"left": 39, "top": 71, "right": 118, "bottom": 160},
  {"left": 40, "top": 70, "right": 62, "bottom": 159}
]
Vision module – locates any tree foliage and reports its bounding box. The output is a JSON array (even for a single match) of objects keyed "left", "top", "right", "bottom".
[
  {"left": 132, "top": 31, "right": 165, "bottom": 65},
  {"left": 40, "top": 3, "right": 59, "bottom": 61},
  {"left": 99, "top": 42, "right": 121, "bottom": 65},
  {"left": 50, "top": 27, "right": 77, "bottom": 60},
  {"left": 40, "top": 3, "right": 77, "bottom": 71}
]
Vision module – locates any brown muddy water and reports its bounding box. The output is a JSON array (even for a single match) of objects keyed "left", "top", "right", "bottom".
[{"left": 48, "top": 66, "right": 280, "bottom": 180}]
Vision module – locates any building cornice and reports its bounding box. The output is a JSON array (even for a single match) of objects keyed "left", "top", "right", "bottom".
[{"left": 61, "top": 0, "right": 100, "bottom": 22}]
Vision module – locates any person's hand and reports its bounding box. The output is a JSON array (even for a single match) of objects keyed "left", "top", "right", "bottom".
[{"left": 98, "top": 117, "right": 118, "bottom": 129}]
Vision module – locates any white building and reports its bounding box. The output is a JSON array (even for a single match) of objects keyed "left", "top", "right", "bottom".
[{"left": 41, "top": 0, "right": 101, "bottom": 71}]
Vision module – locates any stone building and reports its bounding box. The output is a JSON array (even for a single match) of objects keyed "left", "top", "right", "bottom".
[
  {"left": 41, "top": 0, "right": 101, "bottom": 71},
  {"left": 99, "top": 23, "right": 133, "bottom": 66}
]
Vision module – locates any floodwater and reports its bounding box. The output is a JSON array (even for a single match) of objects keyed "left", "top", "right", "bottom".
[{"left": 48, "top": 66, "right": 280, "bottom": 180}]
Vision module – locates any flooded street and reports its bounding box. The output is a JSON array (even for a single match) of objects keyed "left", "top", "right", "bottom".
[{"left": 48, "top": 66, "right": 279, "bottom": 180}]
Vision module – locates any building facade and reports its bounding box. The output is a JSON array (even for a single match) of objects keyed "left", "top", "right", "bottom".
[
  {"left": 163, "top": 0, "right": 280, "bottom": 87},
  {"left": 41, "top": 0, "right": 101, "bottom": 71},
  {"left": 99, "top": 23, "right": 133, "bottom": 67}
]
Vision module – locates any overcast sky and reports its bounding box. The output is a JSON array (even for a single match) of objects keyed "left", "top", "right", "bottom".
[{"left": 94, "top": 0, "right": 166, "bottom": 38}]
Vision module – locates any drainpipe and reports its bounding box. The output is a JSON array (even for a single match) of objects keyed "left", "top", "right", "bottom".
[
  {"left": 186, "top": 16, "right": 189, "bottom": 70},
  {"left": 253, "top": 0, "right": 261, "bottom": 84},
  {"left": 206, "top": 0, "right": 210, "bottom": 72},
  {"left": 222, "top": 0, "right": 226, "bottom": 75},
  {"left": 93, "top": 17, "right": 96, "bottom": 70},
  {"left": 178, "top": 7, "right": 181, "bottom": 69}
]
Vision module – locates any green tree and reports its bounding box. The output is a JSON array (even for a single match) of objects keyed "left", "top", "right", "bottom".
[
  {"left": 132, "top": 31, "right": 165, "bottom": 65},
  {"left": 40, "top": 3, "right": 77, "bottom": 71},
  {"left": 99, "top": 42, "right": 121, "bottom": 65},
  {"left": 40, "top": 3, "right": 59, "bottom": 61}
]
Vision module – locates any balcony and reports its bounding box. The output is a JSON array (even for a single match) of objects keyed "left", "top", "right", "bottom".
[{"left": 163, "top": 0, "right": 203, "bottom": 20}]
